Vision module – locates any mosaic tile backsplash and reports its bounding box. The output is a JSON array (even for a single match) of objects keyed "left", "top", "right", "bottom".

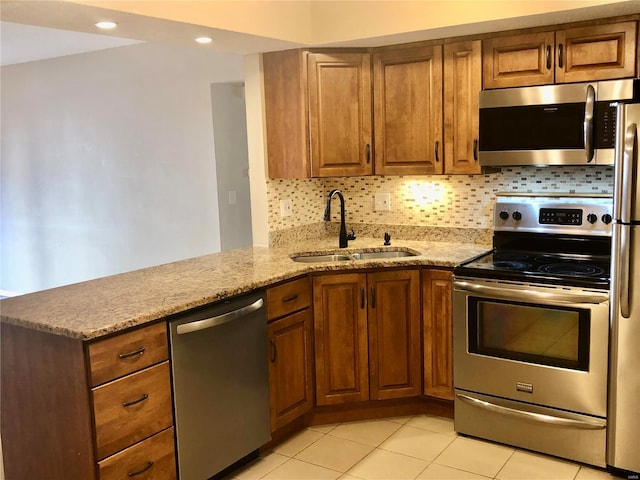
[{"left": 267, "top": 167, "right": 614, "bottom": 244}]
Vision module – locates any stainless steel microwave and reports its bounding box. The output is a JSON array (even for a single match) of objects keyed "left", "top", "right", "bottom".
[{"left": 478, "top": 79, "right": 639, "bottom": 167}]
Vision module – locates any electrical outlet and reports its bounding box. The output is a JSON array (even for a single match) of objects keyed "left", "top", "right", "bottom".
[
  {"left": 374, "top": 193, "right": 391, "bottom": 212},
  {"left": 228, "top": 190, "right": 237, "bottom": 205},
  {"left": 280, "top": 199, "right": 292, "bottom": 217}
]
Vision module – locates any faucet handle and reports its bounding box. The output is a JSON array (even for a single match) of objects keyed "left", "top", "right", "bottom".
[{"left": 347, "top": 228, "right": 356, "bottom": 241}]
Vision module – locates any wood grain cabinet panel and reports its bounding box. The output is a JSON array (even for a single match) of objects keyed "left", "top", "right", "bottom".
[
  {"left": 484, "top": 21, "right": 637, "bottom": 88},
  {"left": 444, "top": 40, "right": 482, "bottom": 175},
  {"left": 93, "top": 361, "right": 174, "bottom": 460},
  {"left": 267, "top": 276, "right": 311, "bottom": 320},
  {"left": 308, "top": 52, "right": 373, "bottom": 177},
  {"left": 422, "top": 269, "right": 454, "bottom": 400},
  {"left": 368, "top": 270, "right": 422, "bottom": 400},
  {"left": 313, "top": 273, "right": 369, "bottom": 405},
  {"left": 556, "top": 22, "right": 637, "bottom": 83},
  {"left": 373, "top": 45, "right": 443, "bottom": 175},
  {"left": 313, "top": 270, "right": 421, "bottom": 405},
  {"left": 268, "top": 309, "right": 314, "bottom": 430},
  {"left": 88, "top": 321, "right": 168, "bottom": 387},
  {"left": 263, "top": 49, "right": 310, "bottom": 179},
  {"left": 98, "top": 427, "right": 176, "bottom": 480},
  {"left": 483, "top": 32, "right": 555, "bottom": 88}
]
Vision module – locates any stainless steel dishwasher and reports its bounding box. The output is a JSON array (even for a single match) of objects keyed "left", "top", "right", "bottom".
[{"left": 168, "top": 291, "right": 270, "bottom": 479}]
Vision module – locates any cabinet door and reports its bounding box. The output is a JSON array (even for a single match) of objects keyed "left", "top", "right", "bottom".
[
  {"left": 483, "top": 32, "right": 555, "bottom": 88},
  {"left": 556, "top": 21, "right": 637, "bottom": 83},
  {"left": 368, "top": 270, "right": 421, "bottom": 400},
  {"left": 268, "top": 309, "right": 314, "bottom": 431},
  {"left": 373, "top": 45, "right": 443, "bottom": 175},
  {"left": 444, "top": 40, "right": 482, "bottom": 175},
  {"left": 422, "top": 269, "right": 454, "bottom": 400},
  {"left": 308, "top": 53, "right": 373, "bottom": 177},
  {"left": 313, "top": 274, "right": 369, "bottom": 405}
]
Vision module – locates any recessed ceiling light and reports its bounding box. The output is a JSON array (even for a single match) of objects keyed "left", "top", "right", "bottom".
[
  {"left": 95, "top": 21, "right": 117, "bottom": 30},
  {"left": 195, "top": 37, "right": 213, "bottom": 44}
]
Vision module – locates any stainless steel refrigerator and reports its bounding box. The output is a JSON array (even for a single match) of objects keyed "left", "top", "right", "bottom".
[{"left": 609, "top": 102, "right": 640, "bottom": 474}]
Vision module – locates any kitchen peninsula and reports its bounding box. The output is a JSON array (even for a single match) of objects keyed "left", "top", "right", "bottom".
[{"left": 0, "top": 236, "right": 488, "bottom": 479}]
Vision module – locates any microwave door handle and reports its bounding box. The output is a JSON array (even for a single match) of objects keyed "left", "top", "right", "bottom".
[{"left": 584, "top": 84, "right": 595, "bottom": 163}]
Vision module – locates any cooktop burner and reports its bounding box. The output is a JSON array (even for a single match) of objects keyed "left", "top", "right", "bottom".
[{"left": 456, "top": 249, "right": 610, "bottom": 288}]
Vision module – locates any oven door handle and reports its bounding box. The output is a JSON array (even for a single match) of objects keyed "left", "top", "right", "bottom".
[
  {"left": 453, "top": 280, "right": 608, "bottom": 305},
  {"left": 456, "top": 394, "right": 606, "bottom": 430}
]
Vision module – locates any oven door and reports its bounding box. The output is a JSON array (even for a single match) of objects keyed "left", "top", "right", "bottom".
[{"left": 453, "top": 277, "right": 609, "bottom": 418}]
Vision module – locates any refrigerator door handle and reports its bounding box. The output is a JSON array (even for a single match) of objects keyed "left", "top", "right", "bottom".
[
  {"left": 619, "top": 122, "right": 637, "bottom": 319},
  {"left": 620, "top": 123, "right": 637, "bottom": 224},
  {"left": 619, "top": 225, "right": 632, "bottom": 319}
]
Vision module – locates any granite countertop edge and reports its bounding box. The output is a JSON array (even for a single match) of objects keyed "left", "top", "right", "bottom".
[{"left": 0, "top": 238, "right": 490, "bottom": 341}]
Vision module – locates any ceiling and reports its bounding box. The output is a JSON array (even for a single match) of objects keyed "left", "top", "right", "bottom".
[{"left": 1, "top": 0, "right": 639, "bottom": 67}]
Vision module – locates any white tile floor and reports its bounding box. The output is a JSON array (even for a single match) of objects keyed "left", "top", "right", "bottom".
[{"left": 228, "top": 415, "right": 617, "bottom": 480}]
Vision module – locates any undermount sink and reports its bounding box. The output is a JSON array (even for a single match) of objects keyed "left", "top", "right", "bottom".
[{"left": 291, "top": 249, "right": 418, "bottom": 263}]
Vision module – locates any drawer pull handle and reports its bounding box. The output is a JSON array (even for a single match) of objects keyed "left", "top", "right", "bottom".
[
  {"left": 128, "top": 461, "right": 154, "bottom": 477},
  {"left": 118, "top": 347, "right": 146, "bottom": 359},
  {"left": 270, "top": 339, "right": 277, "bottom": 363},
  {"left": 122, "top": 393, "right": 149, "bottom": 407},
  {"left": 282, "top": 294, "right": 298, "bottom": 303}
]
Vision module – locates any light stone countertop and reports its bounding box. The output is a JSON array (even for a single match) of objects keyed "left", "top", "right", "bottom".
[{"left": 0, "top": 237, "right": 490, "bottom": 341}]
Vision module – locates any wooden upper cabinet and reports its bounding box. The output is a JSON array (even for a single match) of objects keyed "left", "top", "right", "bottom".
[
  {"left": 263, "top": 49, "right": 310, "bottom": 178},
  {"left": 373, "top": 45, "right": 443, "bottom": 175},
  {"left": 484, "top": 21, "right": 637, "bottom": 88},
  {"left": 308, "top": 52, "right": 373, "bottom": 177},
  {"left": 556, "top": 21, "right": 637, "bottom": 83},
  {"left": 483, "top": 31, "right": 555, "bottom": 88},
  {"left": 444, "top": 40, "right": 482, "bottom": 175}
]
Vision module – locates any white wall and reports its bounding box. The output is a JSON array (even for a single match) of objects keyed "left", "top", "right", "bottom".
[
  {"left": 211, "top": 83, "right": 253, "bottom": 251},
  {"left": 0, "top": 42, "right": 244, "bottom": 294}
]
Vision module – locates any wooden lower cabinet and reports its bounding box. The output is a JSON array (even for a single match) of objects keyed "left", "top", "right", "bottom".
[
  {"left": 268, "top": 309, "right": 314, "bottom": 430},
  {"left": 98, "top": 427, "right": 176, "bottom": 480},
  {"left": 267, "top": 278, "right": 314, "bottom": 431},
  {"left": 0, "top": 321, "right": 176, "bottom": 480},
  {"left": 422, "top": 269, "right": 454, "bottom": 400},
  {"left": 313, "top": 270, "right": 422, "bottom": 405}
]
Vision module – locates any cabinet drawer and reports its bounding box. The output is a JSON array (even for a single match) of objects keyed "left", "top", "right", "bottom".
[
  {"left": 93, "top": 362, "right": 173, "bottom": 460},
  {"left": 267, "top": 277, "right": 311, "bottom": 320},
  {"left": 98, "top": 427, "right": 176, "bottom": 480},
  {"left": 88, "top": 322, "right": 168, "bottom": 386}
]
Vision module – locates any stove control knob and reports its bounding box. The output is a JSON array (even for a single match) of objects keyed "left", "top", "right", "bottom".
[
  {"left": 512, "top": 211, "right": 522, "bottom": 221},
  {"left": 601, "top": 213, "right": 613, "bottom": 224},
  {"left": 499, "top": 211, "right": 509, "bottom": 220},
  {"left": 587, "top": 213, "right": 598, "bottom": 224}
]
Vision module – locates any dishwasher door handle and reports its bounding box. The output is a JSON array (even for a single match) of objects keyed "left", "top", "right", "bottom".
[{"left": 176, "top": 298, "right": 264, "bottom": 335}]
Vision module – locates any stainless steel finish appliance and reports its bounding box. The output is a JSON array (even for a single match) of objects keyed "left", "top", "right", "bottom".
[
  {"left": 479, "top": 79, "right": 639, "bottom": 167},
  {"left": 454, "top": 194, "right": 613, "bottom": 467},
  {"left": 169, "top": 291, "right": 270, "bottom": 480},
  {"left": 608, "top": 103, "right": 640, "bottom": 474}
]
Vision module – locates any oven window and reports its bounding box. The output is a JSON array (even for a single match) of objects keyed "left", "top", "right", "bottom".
[{"left": 468, "top": 298, "right": 590, "bottom": 371}]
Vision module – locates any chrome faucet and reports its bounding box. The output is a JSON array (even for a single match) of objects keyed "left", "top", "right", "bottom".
[{"left": 324, "top": 189, "right": 355, "bottom": 248}]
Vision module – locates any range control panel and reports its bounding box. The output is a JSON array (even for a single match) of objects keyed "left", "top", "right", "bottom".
[
  {"left": 494, "top": 196, "right": 613, "bottom": 236},
  {"left": 539, "top": 208, "right": 583, "bottom": 225}
]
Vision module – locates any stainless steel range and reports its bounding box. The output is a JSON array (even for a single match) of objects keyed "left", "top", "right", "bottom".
[{"left": 453, "top": 193, "right": 613, "bottom": 468}]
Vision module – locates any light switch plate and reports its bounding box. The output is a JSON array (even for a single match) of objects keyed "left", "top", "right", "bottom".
[
  {"left": 375, "top": 193, "right": 391, "bottom": 212},
  {"left": 280, "top": 199, "right": 292, "bottom": 217}
]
